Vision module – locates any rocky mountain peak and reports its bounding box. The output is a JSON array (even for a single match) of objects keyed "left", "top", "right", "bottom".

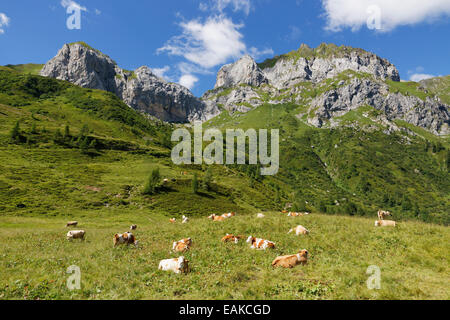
[
  {"left": 40, "top": 43, "right": 219, "bottom": 122},
  {"left": 215, "top": 55, "right": 268, "bottom": 89}
]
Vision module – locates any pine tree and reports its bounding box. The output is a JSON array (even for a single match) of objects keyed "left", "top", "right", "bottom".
[
  {"left": 64, "top": 125, "right": 70, "bottom": 139},
  {"left": 10, "top": 121, "right": 21, "bottom": 143},
  {"left": 192, "top": 173, "right": 199, "bottom": 194},
  {"left": 203, "top": 167, "right": 213, "bottom": 191}
]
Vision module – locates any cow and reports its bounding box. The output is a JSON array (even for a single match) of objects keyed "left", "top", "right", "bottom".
[
  {"left": 66, "top": 221, "right": 78, "bottom": 227},
  {"left": 182, "top": 215, "right": 189, "bottom": 224},
  {"left": 257, "top": 213, "right": 265, "bottom": 219},
  {"left": 288, "top": 225, "right": 310, "bottom": 236},
  {"left": 172, "top": 238, "right": 193, "bottom": 253},
  {"left": 377, "top": 210, "right": 392, "bottom": 220},
  {"left": 281, "top": 210, "right": 288, "bottom": 214},
  {"left": 67, "top": 230, "right": 85, "bottom": 241},
  {"left": 169, "top": 218, "right": 176, "bottom": 224},
  {"left": 375, "top": 220, "right": 396, "bottom": 227},
  {"left": 221, "top": 234, "right": 244, "bottom": 244},
  {"left": 158, "top": 256, "right": 190, "bottom": 274},
  {"left": 222, "top": 212, "right": 236, "bottom": 219},
  {"left": 246, "top": 236, "right": 276, "bottom": 250},
  {"left": 208, "top": 214, "right": 225, "bottom": 222},
  {"left": 287, "top": 212, "right": 303, "bottom": 217},
  {"left": 130, "top": 225, "right": 137, "bottom": 231},
  {"left": 113, "top": 232, "right": 139, "bottom": 248},
  {"left": 272, "top": 250, "right": 309, "bottom": 268}
]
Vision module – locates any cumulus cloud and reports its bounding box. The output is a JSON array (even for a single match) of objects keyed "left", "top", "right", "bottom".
[
  {"left": 60, "top": 0, "right": 87, "bottom": 12},
  {"left": 409, "top": 73, "right": 436, "bottom": 82},
  {"left": 0, "top": 12, "right": 10, "bottom": 34},
  {"left": 158, "top": 15, "right": 247, "bottom": 69},
  {"left": 200, "top": 0, "right": 251, "bottom": 15},
  {"left": 322, "top": 0, "right": 450, "bottom": 32},
  {"left": 151, "top": 66, "right": 172, "bottom": 81},
  {"left": 179, "top": 74, "right": 199, "bottom": 90}
]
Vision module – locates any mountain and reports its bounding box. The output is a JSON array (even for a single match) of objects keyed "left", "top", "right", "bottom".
[
  {"left": 40, "top": 42, "right": 219, "bottom": 123},
  {"left": 203, "top": 43, "right": 449, "bottom": 136}
]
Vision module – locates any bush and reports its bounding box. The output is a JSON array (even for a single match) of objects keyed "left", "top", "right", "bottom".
[{"left": 143, "top": 168, "right": 161, "bottom": 195}]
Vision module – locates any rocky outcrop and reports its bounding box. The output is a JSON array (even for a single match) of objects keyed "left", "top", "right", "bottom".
[
  {"left": 263, "top": 45, "right": 400, "bottom": 89},
  {"left": 215, "top": 55, "right": 268, "bottom": 89},
  {"left": 40, "top": 43, "right": 219, "bottom": 122},
  {"left": 309, "top": 78, "right": 450, "bottom": 136}
]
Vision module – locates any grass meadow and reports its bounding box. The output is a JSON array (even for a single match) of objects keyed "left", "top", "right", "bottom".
[{"left": 0, "top": 211, "right": 448, "bottom": 300}]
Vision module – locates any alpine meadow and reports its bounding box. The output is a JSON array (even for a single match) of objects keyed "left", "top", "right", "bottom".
[{"left": 0, "top": 3, "right": 449, "bottom": 302}]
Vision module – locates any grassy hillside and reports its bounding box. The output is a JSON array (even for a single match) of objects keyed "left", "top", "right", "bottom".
[
  {"left": 205, "top": 103, "right": 450, "bottom": 225},
  {"left": 0, "top": 212, "right": 448, "bottom": 300},
  {"left": 4, "top": 64, "right": 44, "bottom": 75}
]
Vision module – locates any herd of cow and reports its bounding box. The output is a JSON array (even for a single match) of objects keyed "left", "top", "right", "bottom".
[{"left": 64, "top": 209, "right": 396, "bottom": 274}]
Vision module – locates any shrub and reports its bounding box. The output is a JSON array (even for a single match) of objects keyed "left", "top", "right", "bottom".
[{"left": 143, "top": 168, "right": 161, "bottom": 195}]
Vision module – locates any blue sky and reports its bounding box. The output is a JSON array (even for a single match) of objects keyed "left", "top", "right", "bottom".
[{"left": 0, "top": 0, "right": 449, "bottom": 96}]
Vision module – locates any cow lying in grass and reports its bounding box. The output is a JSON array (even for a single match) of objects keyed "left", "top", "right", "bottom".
[
  {"left": 272, "top": 250, "right": 309, "bottom": 268},
  {"left": 113, "top": 232, "right": 139, "bottom": 248},
  {"left": 375, "top": 220, "right": 396, "bottom": 227},
  {"left": 130, "top": 225, "right": 137, "bottom": 231},
  {"left": 222, "top": 212, "right": 236, "bottom": 219},
  {"left": 257, "top": 213, "right": 265, "bottom": 219},
  {"left": 159, "top": 256, "right": 190, "bottom": 274},
  {"left": 67, "top": 230, "right": 85, "bottom": 241},
  {"left": 182, "top": 215, "right": 189, "bottom": 224},
  {"left": 377, "top": 210, "right": 392, "bottom": 220},
  {"left": 66, "top": 221, "right": 78, "bottom": 227},
  {"left": 208, "top": 214, "right": 225, "bottom": 222},
  {"left": 288, "top": 225, "right": 310, "bottom": 236},
  {"left": 173, "top": 238, "right": 192, "bottom": 253},
  {"left": 169, "top": 218, "right": 176, "bottom": 224},
  {"left": 246, "top": 236, "right": 276, "bottom": 250},
  {"left": 221, "top": 234, "right": 244, "bottom": 244}
]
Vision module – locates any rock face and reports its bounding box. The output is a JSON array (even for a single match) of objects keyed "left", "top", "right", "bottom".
[
  {"left": 40, "top": 43, "right": 219, "bottom": 122},
  {"left": 215, "top": 55, "right": 268, "bottom": 89},
  {"left": 309, "top": 78, "right": 449, "bottom": 135},
  {"left": 204, "top": 43, "right": 449, "bottom": 136}
]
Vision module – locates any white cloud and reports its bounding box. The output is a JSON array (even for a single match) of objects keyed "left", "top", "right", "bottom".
[
  {"left": 322, "top": 0, "right": 450, "bottom": 32},
  {"left": 0, "top": 12, "right": 10, "bottom": 34},
  {"left": 151, "top": 66, "right": 172, "bottom": 81},
  {"left": 95, "top": 9, "right": 102, "bottom": 15},
  {"left": 200, "top": 0, "right": 251, "bottom": 15},
  {"left": 409, "top": 73, "right": 436, "bottom": 82},
  {"left": 179, "top": 74, "right": 199, "bottom": 90},
  {"left": 158, "top": 15, "right": 247, "bottom": 69},
  {"left": 60, "top": 0, "right": 87, "bottom": 12}
]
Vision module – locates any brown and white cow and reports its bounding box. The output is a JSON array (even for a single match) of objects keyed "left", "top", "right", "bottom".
[
  {"left": 272, "top": 249, "right": 309, "bottom": 268},
  {"left": 172, "top": 238, "right": 193, "bottom": 253},
  {"left": 287, "top": 212, "right": 303, "bottom": 217},
  {"left": 288, "top": 225, "right": 310, "bottom": 236},
  {"left": 67, "top": 230, "right": 85, "bottom": 241},
  {"left": 221, "top": 234, "right": 244, "bottom": 244},
  {"left": 222, "top": 212, "right": 236, "bottom": 219},
  {"left": 377, "top": 210, "right": 392, "bottom": 220},
  {"left": 375, "top": 220, "right": 396, "bottom": 227},
  {"left": 208, "top": 214, "right": 225, "bottom": 222},
  {"left": 169, "top": 218, "right": 176, "bottom": 224},
  {"left": 246, "top": 236, "right": 276, "bottom": 250},
  {"left": 158, "top": 256, "right": 190, "bottom": 274},
  {"left": 113, "top": 232, "right": 139, "bottom": 248}
]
